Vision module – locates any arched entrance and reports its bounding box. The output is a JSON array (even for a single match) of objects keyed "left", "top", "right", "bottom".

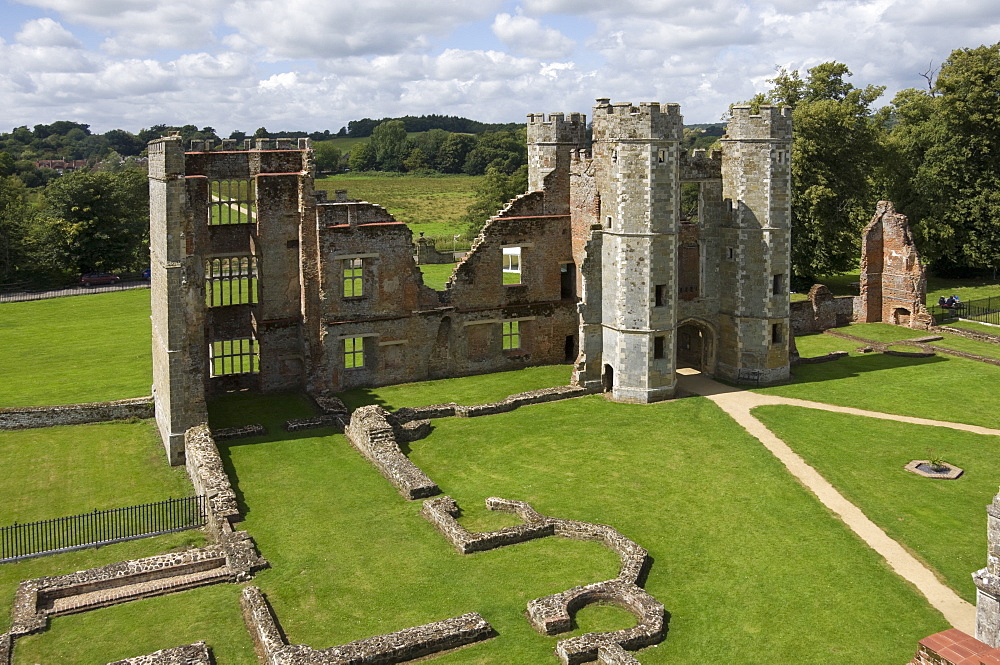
[
  {"left": 676, "top": 319, "right": 717, "bottom": 375},
  {"left": 602, "top": 364, "right": 614, "bottom": 393}
]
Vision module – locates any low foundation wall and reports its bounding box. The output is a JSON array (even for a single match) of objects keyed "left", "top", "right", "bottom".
[
  {"left": 909, "top": 629, "right": 1000, "bottom": 664},
  {"left": 0, "top": 397, "right": 154, "bottom": 430}
]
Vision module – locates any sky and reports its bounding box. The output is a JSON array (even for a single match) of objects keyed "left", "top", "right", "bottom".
[{"left": 0, "top": 0, "right": 997, "bottom": 135}]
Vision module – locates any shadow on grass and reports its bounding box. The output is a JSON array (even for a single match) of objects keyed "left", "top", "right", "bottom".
[
  {"left": 786, "top": 350, "right": 948, "bottom": 386},
  {"left": 337, "top": 387, "right": 392, "bottom": 411}
]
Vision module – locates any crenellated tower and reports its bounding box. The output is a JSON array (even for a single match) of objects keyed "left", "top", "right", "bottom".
[
  {"left": 718, "top": 105, "right": 793, "bottom": 385},
  {"left": 527, "top": 112, "right": 588, "bottom": 215},
  {"left": 591, "top": 99, "right": 684, "bottom": 403}
]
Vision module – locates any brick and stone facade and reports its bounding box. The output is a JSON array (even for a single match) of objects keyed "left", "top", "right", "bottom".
[{"left": 149, "top": 102, "right": 794, "bottom": 459}]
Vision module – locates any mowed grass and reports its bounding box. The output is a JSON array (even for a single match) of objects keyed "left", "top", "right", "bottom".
[
  {"left": 0, "top": 418, "right": 206, "bottom": 637},
  {"left": 418, "top": 263, "right": 459, "bottom": 291},
  {"left": 789, "top": 270, "right": 1000, "bottom": 306},
  {"left": 829, "top": 322, "right": 1000, "bottom": 359},
  {"left": 0, "top": 289, "right": 152, "bottom": 407},
  {"left": 763, "top": 326, "right": 1000, "bottom": 429},
  {"left": 316, "top": 173, "right": 482, "bottom": 241},
  {"left": 336, "top": 364, "right": 573, "bottom": 411},
  {"left": 753, "top": 405, "right": 1000, "bottom": 602}
]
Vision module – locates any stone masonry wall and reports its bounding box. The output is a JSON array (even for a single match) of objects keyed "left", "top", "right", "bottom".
[
  {"left": 0, "top": 397, "right": 153, "bottom": 430},
  {"left": 788, "top": 285, "right": 857, "bottom": 334}
]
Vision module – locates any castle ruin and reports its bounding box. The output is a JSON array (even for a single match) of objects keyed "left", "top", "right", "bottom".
[{"left": 148, "top": 101, "right": 793, "bottom": 464}]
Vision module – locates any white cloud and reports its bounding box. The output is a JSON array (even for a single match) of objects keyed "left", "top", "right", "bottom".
[
  {"left": 491, "top": 12, "right": 575, "bottom": 59},
  {"left": 15, "top": 18, "right": 81, "bottom": 47}
]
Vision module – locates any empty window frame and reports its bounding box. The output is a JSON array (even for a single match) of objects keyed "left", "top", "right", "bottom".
[
  {"left": 344, "top": 337, "right": 365, "bottom": 368},
  {"left": 772, "top": 273, "right": 785, "bottom": 296},
  {"left": 502, "top": 247, "right": 522, "bottom": 285},
  {"left": 206, "top": 256, "right": 258, "bottom": 307},
  {"left": 502, "top": 321, "right": 521, "bottom": 350},
  {"left": 210, "top": 338, "right": 259, "bottom": 377},
  {"left": 771, "top": 323, "right": 783, "bottom": 344},
  {"left": 208, "top": 180, "right": 255, "bottom": 226},
  {"left": 343, "top": 258, "right": 364, "bottom": 298},
  {"left": 654, "top": 284, "right": 666, "bottom": 307},
  {"left": 653, "top": 336, "right": 665, "bottom": 359}
]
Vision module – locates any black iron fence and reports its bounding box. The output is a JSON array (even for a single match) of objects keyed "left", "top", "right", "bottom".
[
  {"left": 930, "top": 296, "right": 1000, "bottom": 326},
  {"left": 0, "top": 279, "right": 150, "bottom": 304},
  {"left": 1, "top": 496, "right": 206, "bottom": 563}
]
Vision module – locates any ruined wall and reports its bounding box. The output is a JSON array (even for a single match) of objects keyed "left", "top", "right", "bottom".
[
  {"left": 859, "top": 201, "right": 932, "bottom": 329},
  {"left": 788, "top": 285, "right": 857, "bottom": 334},
  {"left": 0, "top": 397, "right": 153, "bottom": 430}
]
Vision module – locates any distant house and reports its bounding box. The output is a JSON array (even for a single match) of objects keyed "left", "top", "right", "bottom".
[{"left": 34, "top": 159, "right": 89, "bottom": 173}]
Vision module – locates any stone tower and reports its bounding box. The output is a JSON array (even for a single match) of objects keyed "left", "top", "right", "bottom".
[
  {"left": 974, "top": 491, "right": 1000, "bottom": 646},
  {"left": 592, "top": 100, "right": 685, "bottom": 403},
  {"left": 148, "top": 136, "right": 208, "bottom": 464},
  {"left": 526, "top": 112, "right": 587, "bottom": 215},
  {"left": 717, "top": 105, "right": 793, "bottom": 385}
]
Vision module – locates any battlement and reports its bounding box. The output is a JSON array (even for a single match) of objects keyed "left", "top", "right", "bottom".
[
  {"left": 591, "top": 99, "right": 683, "bottom": 142},
  {"left": 186, "top": 137, "right": 312, "bottom": 153},
  {"left": 724, "top": 106, "right": 792, "bottom": 141},
  {"left": 526, "top": 112, "right": 588, "bottom": 145}
]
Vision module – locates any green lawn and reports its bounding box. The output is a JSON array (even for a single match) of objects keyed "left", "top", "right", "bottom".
[
  {"left": 789, "top": 271, "right": 1000, "bottom": 306},
  {"left": 947, "top": 320, "right": 1000, "bottom": 335},
  {"left": 0, "top": 418, "right": 205, "bottom": 637},
  {"left": 418, "top": 263, "right": 458, "bottom": 291},
  {"left": 336, "top": 364, "right": 573, "bottom": 411},
  {"left": 317, "top": 173, "right": 481, "bottom": 243},
  {"left": 0, "top": 289, "right": 152, "bottom": 407},
  {"left": 753, "top": 405, "right": 1000, "bottom": 603}
]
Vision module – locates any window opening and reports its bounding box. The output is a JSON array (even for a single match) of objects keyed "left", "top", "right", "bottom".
[
  {"left": 606, "top": 215, "right": 613, "bottom": 229},
  {"left": 502, "top": 247, "right": 521, "bottom": 285},
  {"left": 502, "top": 321, "right": 521, "bottom": 350},
  {"left": 344, "top": 337, "right": 365, "bottom": 368},
  {"left": 210, "top": 338, "right": 259, "bottom": 377},
  {"left": 206, "top": 256, "right": 258, "bottom": 307},
  {"left": 655, "top": 284, "right": 666, "bottom": 307},
  {"left": 208, "top": 179, "right": 255, "bottom": 225},
  {"left": 657, "top": 150, "right": 665, "bottom": 164},
  {"left": 771, "top": 323, "right": 783, "bottom": 344},
  {"left": 654, "top": 336, "right": 665, "bottom": 360},
  {"left": 680, "top": 182, "right": 700, "bottom": 223},
  {"left": 343, "top": 258, "right": 364, "bottom": 297},
  {"left": 727, "top": 247, "right": 734, "bottom": 260},
  {"left": 560, "top": 263, "right": 577, "bottom": 299},
  {"left": 772, "top": 274, "right": 784, "bottom": 296}
]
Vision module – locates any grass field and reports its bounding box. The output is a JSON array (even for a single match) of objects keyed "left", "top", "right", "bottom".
[
  {"left": 790, "top": 270, "right": 1000, "bottom": 305},
  {"left": 0, "top": 289, "right": 151, "bottom": 407},
  {"left": 316, "top": 173, "right": 481, "bottom": 243},
  {"left": 753, "top": 405, "right": 1000, "bottom": 603},
  {"left": 418, "top": 263, "right": 458, "bottom": 290}
]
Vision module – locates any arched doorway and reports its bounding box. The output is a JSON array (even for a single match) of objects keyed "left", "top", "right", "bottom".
[
  {"left": 602, "top": 364, "right": 614, "bottom": 393},
  {"left": 676, "top": 319, "right": 717, "bottom": 375},
  {"left": 892, "top": 308, "right": 911, "bottom": 326}
]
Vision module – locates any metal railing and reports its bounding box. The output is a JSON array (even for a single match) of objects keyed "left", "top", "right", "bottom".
[
  {"left": 1, "top": 496, "right": 206, "bottom": 563},
  {"left": 0, "top": 279, "right": 150, "bottom": 303},
  {"left": 930, "top": 296, "right": 1000, "bottom": 326}
]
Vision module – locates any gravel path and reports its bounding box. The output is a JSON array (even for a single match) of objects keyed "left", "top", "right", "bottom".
[{"left": 676, "top": 368, "right": 983, "bottom": 633}]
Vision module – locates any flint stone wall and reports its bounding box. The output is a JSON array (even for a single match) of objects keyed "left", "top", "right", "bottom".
[
  {"left": 185, "top": 424, "right": 240, "bottom": 524},
  {"left": 420, "top": 496, "right": 662, "bottom": 664},
  {"left": 344, "top": 406, "right": 438, "bottom": 500},
  {"left": 393, "top": 385, "right": 590, "bottom": 424},
  {"left": 108, "top": 642, "right": 212, "bottom": 665},
  {"left": 0, "top": 397, "right": 154, "bottom": 430},
  {"left": 788, "top": 286, "right": 856, "bottom": 334},
  {"left": 241, "top": 586, "right": 494, "bottom": 665},
  {"left": 213, "top": 424, "right": 267, "bottom": 440}
]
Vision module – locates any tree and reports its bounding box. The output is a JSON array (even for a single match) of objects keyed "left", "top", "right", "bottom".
[
  {"left": 347, "top": 141, "right": 377, "bottom": 172},
  {"left": 749, "top": 62, "right": 886, "bottom": 283},
  {"left": 402, "top": 148, "right": 430, "bottom": 173},
  {"left": 462, "top": 165, "right": 528, "bottom": 236},
  {"left": 41, "top": 168, "right": 149, "bottom": 273},
  {"left": 104, "top": 129, "right": 145, "bottom": 157},
  {"left": 369, "top": 120, "right": 408, "bottom": 171},
  {"left": 462, "top": 130, "right": 526, "bottom": 175},
  {"left": 884, "top": 43, "right": 1000, "bottom": 275},
  {"left": 436, "top": 133, "right": 477, "bottom": 173},
  {"left": 254, "top": 127, "right": 270, "bottom": 139},
  {"left": 0, "top": 175, "right": 33, "bottom": 282},
  {"left": 313, "top": 142, "right": 343, "bottom": 173}
]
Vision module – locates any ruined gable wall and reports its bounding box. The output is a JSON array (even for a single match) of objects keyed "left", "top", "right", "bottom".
[{"left": 859, "top": 201, "right": 932, "bottom": 329}]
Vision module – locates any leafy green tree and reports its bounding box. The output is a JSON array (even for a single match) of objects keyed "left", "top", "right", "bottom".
[
  {"left": 436, "top": 133, "right": 477, "bottom": 173},
  {"left": 749, "top": 62, "right": 886, "bottom": 282},
  {"left": 403, "top": 147, "right": 430, "bottom": 172},
  {"left": 347, "top": 141, "right": 377, "bottom": 172},
  {"left": 462, "top": 165, "right": 528, "bottom": 236},
  {"left": 884, "top": 43, "right": 1000, "bottom": 275},
  {"left": 41, "top": 168, "right": 149, "bottom": 273},
  {"left": 313, "top": 142, "right": 343, "bottom": 173},
  {"left": 0, "top": 175, "right": 34, "bottom": 282},
  {"left": 369, "top": 120, "right": 408, "bottom": 171},
  {"left": 463, "top": 130, "right": 526, "bottom": 175}
]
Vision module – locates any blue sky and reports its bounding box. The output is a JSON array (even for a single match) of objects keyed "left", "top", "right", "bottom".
[{"left": 0, "top": 0, "right": 997, "bottom": 134}]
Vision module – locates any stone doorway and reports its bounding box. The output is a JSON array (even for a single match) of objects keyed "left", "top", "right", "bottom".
[
  {"left": 892, "top": 308, "right": 911, "bottom": 326},
  {"left": 676, "top": 320, "right": 716, "bottom": 375},
  {"left": 602, "top": 364, "right": 614, "bottom": 393}
]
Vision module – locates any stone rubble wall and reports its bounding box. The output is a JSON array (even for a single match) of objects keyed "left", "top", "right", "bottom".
[
  {"left": 788, "top": 286, "right": 856, "bottom": 335},
  {"left": 213, "top": 424, "right": 267, "bottom": 440},
  {"left": 0, "top": 397, "right": 154, "bottom": 431},
  {"left": 285, "top": 415, "right": 343, "bottom": 433},
  {"left": 393, "top": 385, "right": 591, "bottom": 424},
  {"left": 107, "top": 642, "right": 213, "bottom": 665},
  {"left": 938, "top": 324, "right": 1000, "bottom": 344},
  {"left": 344, "top": 405, "right": 439, "bottom": 500},
  {"left": 185, "top": 424, "right": 241, "bottom": 525},
  {"left": 241, "top": 586, "right": 495, "bottom": 665},
  {"left": 596, "top": 644, "right": 640, "bottom": 664},
  {"left": 419, "top": 496, "right": 663, "bottom": 664}
]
